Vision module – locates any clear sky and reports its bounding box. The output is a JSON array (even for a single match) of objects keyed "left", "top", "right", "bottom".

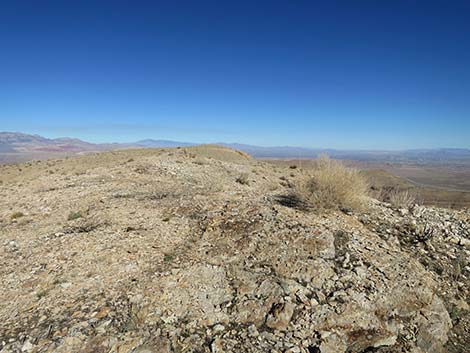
[{"left": 1, "top": 0, "right": 469, "bottom": 149}]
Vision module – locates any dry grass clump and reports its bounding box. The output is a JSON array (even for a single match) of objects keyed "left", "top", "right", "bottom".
[
  {"left": 294, "top": 156, "right": 369, "bottom": 212},
  {"left": 388, "top": 189, "right": 416, "bottom": 208}
]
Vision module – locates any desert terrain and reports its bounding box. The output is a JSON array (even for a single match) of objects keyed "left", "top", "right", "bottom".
[
  {"left": 267, "top": 159, "right": 470, "bottom": 210},
  {"left": 3, "top": 132, "right": 470, "bottom": 211},
  {"left": 0, "top": 146, "right": 469, "bottom": 352}
]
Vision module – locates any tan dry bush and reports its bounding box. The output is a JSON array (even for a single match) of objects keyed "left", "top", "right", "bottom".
[
  {"left": 295, "top": 155, "right": 369, "bottom": 212},
  {"left": 388, "top": 189, "right": 416, "bottom": 208}
]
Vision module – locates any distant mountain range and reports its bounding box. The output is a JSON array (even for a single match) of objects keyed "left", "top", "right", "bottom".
[
  {"left": 133, "top": 139, "right": 194, "bottom": 148},
  {"left": 1, "top": 131, "right": 470, "bottom": 165},
  {"left": 0, "top": 132, "right": 123, "bottom": 152}
]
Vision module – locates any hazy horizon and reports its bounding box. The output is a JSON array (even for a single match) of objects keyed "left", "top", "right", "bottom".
[
  {"left": 1, "top": 1, "right": 470, "bottom": 149},
  {"left": 3, "top": 130, "right": 470, "bottom": 152}
]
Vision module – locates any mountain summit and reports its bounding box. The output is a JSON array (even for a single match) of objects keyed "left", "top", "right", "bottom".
[{"left": 0, "top": 146, "right": 467, "bottom": 352}]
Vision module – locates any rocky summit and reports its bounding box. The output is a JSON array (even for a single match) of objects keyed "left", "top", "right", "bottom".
[{"left": 0, "top": 146, "right": 468, "bottom": 353}]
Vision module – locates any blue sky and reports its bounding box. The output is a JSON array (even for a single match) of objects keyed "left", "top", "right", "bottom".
[{"left": 1, "top": 0, "right": 469, "bottom": 149}]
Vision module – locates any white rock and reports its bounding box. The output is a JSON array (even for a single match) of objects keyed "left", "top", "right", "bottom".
[{"left": 21, "top": 341, "right": 33, "bottom": 352}]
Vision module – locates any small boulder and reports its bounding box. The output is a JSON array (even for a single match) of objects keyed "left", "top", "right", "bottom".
[{"left": 265, "top": 302, "right": 295, "bottom": 331}]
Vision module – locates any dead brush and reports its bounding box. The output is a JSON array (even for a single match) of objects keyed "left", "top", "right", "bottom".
[
  {"left": 292, "top": 155, "right": 369, "bottom": 212},
  {"left": 388, "top": 189, "right": 416, "bottom": 208},
  {"left": 64, "top": 215, "right": 107, "bottom": 234}
]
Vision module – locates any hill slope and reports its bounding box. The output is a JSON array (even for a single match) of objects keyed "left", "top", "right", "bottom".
[{"left": 0, "top": 146, "right": 468, "bottom": 353}]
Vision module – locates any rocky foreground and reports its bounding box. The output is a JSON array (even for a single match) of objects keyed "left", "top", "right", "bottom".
[{"left": 0, "top": 146, "right": 469, "bottom": 353}]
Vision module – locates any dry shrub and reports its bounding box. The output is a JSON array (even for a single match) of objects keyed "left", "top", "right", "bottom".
[
  {"left": 64, "top": 215, "right": 107, "bottom": 234},
  {"left": 388, "top": 189, "right": 416, "bottom": 208},
  {"left": 295, "top": 155, "right": 369, "bottom": 212}
]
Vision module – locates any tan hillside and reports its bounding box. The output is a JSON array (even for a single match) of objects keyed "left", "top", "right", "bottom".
[{"left": 0, "top": 146, "right": 469, "bottom": 353}]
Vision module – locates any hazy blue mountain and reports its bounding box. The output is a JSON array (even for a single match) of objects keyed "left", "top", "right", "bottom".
[
  {"left": 0, "top": 132, "right": 115, "bottom": 151},
  {"left": 1, "top": 132, "right": 470, "bottom": 165},
  {"left": 134, "top": 139, "right": 195, "bottom": 148}
]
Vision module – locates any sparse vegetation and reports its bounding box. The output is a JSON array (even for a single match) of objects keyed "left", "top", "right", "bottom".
[
  {"left": 163, "top": 254, "right": 174, "bottom": 262},
  {"left": 388, "top": 189, "right": 416, "bottom": 208},
  {"left": 64, "top": 216, "right": 105, "bottom": 233},
  {"left": 36, "top": 289, "right": 48, "bottom": 299},
  {"left": 67, "top": 210, "right": 84, "bottom": 221},
  {"left": 267, "top": 159, "right": 470, "bottom": 209},
  {"left": 294, "top": 155, "right": 369, "bottom": 212}
]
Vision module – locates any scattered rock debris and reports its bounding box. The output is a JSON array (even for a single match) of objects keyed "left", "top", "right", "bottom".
[{"left": 0, "top": 146, "right": 468, "bottom": 352}]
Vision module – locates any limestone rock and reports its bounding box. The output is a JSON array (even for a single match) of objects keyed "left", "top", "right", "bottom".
[{"left": 265, "top": 302, "right": 295, "bottom": 331}]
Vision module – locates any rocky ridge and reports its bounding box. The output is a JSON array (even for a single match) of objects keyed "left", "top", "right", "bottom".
[{"left": 0, "top": 146, "right": 468, "bottom": 352}]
